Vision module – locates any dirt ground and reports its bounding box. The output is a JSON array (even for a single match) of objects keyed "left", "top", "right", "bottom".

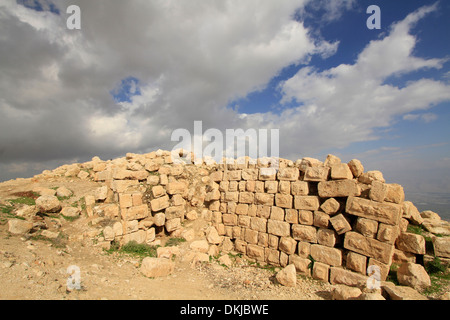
[{"left": 0, "top": 176, "right": 333, "bottom": 300}]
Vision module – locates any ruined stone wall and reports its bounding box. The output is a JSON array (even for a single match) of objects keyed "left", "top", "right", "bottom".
[{"left": 86, "top": 150, "right": 430, "bottom": 286}]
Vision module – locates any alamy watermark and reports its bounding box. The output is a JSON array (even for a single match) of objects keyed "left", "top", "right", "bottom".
[{"left": 171, "top": 121, "right": 280, "bottom": 170}]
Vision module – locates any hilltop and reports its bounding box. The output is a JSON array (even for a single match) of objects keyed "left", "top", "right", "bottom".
[{"left": 0, "top": 150, "right": 449, "bottom": 300}]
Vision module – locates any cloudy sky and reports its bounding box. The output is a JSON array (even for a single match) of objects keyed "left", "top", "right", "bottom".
[{"left": 1, "top": 0, "right": 450, "bottom": 200}]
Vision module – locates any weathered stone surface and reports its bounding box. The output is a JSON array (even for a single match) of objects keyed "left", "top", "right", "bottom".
[
  {"left": 122, "top": 230, "right": 146, "bottom": 244},
  {"left": 312, "top": 262, "right": 330, "bottom": 282},
  {"left": 276, "top": 264, "right": 297, "bottom": 287},
  {"left": 166, "top": 181, "right": 186, "bottom": 195},
  {"left": 397, "top": 262, "right": 431, "bottom": 291},
  {"left": 140, "top": 257, "right": 174, "bottom": 278},
  {"left": 36, "top": 195, "right": 61, "bottom": 213},
  {"left": 61, "top": 207, "right": 80, "bottom": 217},
  {"left": 422, "top": 220, "right": 450, "bottom": 236},
  {"left": 254, "top": 193, "right": 274, "bottom": 206},
  {"left": 165, "top": 218, "right": 181, "bottom": 232},
  {"left": 317, "top": 228, "right": 338, "bottom": 247},
  {"left": 318, "top": 180, "right": 360, "bottom": 198},
  {"left": 292, "top": 224, "right": 317, "bottom": 243},
  {"left": 347, "top": 159, "right": 364, "bottom": 178},
  {"left": 275, "top": 193, "right": 293, "bottom": 209},
  {"left": 344, "top": 231, "right": 395, "bottom": 264},
  {"left": 279, "top": 237, "right": 297, "bottom": 255},
  {"left": 369, "top": 181, "right": 387, "bottom": 203},
  {"left": 277, "top": 167, "right": 299, "bottom": 181},
  {"left": 358, "top": 170, "right": 385, "bottom": 184},
  {"left": 267, "top": 220, "right": 290, "bottom": 237},
  {"left": 346, "top": 252, "right": 367, "bottom": 274},
  {"left": 121, "top": 204, "right": 149, "bottom": 221},
  {"left": 8, "top": 219, "right": 33, "bottom": 234},
  {"left": 103, "top": 226, "right": 115, "bottom": 241},
  {"left": 304, "top": 166, "right": 329, "bottom": 182},
  {"left": 420, "top": 210, "right": 441, "bottom": 221},
  {"left": 311, "top": 244, "right": 342, "bottom": 266},
  {"left": 376, "top": 223, "right": 399, "bottom": 244},
  {"left": 246, "top": 244, "right": 265, "bottom": 261},
  {"left": 329, "top": 214, "right": 352, "bottom": 235},
  {"left": 150, "top": 195, "right": 170, "bottom": 212},
  {"left": 385, "top": 184, "right": 405, "bottom": 204},
  {"left": 56, "top": 186, "right": 73, "bottom": 198},
  {"left": 330, "top": 164, "right": 353, "bottom": 180},
  {"left": 320, "top": 198, "right": 340, "bottom": 215},
  {"left": 432, "top": 236, "right": 450, "bottom": 259},
  {"left": 206, "top": 226, "right": 223, "bottom": 245},
  {"left": 355, "top": 217, "right": 378, "bottom": 238},
  {"left": 294, "top": 196, "right": 320, "bottom": 211},
  {"left": 329, "top": 267, "right": 367, "bottom": 287},
  {"left": 190, "top": 240, "right": 209, "bottom": 253},
  {"left": 402, "top": 201, "right": 424, "bottom": 225},
  {"left": 395, "top": 232, "right": 426, "bottom": 255},
  {"left": 290, "top": 181, "right": 309, "bottom": 196},
  {"left": 382, "top": 283, "right": 428, "bottom": 300},
  {"left": 331, "top": 285, "right": 362, "bottom": 300},
  {"left": 346, "top": 196, "right": 401, "bottom": 225}
]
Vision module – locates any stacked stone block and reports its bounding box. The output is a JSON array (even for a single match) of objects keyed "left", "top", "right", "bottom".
[
  {"left": 76, "top": 150, "right": 434, "bottom": 286},
  {"left": 204, "top": 155, "right": 407, "bottom": 285}
]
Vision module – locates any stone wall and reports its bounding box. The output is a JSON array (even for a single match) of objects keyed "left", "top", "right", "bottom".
[{"left": 84, "top": 150, "right": 436, "bottom": 286}]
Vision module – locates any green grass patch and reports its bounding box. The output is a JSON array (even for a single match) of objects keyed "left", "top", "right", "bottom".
[
  {"left": 165, "top": 237, "right": 186, "bottom": 247},
  {"left": 8, "top": 197, "right": 36, "bottom": 206},
  {"left": 106, "top": 241, "right": 159, "bottom": 259}
]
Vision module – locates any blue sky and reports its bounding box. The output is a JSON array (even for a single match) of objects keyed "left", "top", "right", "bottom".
[{"left": 1, "top": 0, "right": 449, "bottom": 211}]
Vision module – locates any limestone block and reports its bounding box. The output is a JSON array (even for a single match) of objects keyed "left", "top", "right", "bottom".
[
  {"left": 270, "top": 206, "right": 284, "bottom": 221},
  {"left": 347, "top": 159, "right": 364, "bottom": 178},
  {"left": 275, "top": 193, "right": 293, "bottom": 209},
  {"left": 329, "top": 267, "right": 368, "bottom": 287},
  {"left": 318, "top": 180, "right": 361, "bottom": 198},
  {"left": 344, "top": 231, "right": 395, "bottom": 264},
  {"left": 140, "top": 257, "right": 174, "bottom": 278},
  {"left": 395, "top": 232, "right": 426, "bottom": 255},
  {"left": 312, "top": 262, "right": 330, "bottom": 282},
  {"left": 432, "top": 236, "right": 450, "bottom": 258},
  {"left": 279, "top": 237, "right": 297, "bottom": 255},
  {"left": 294, "top": 196, "right": 320, "bottom": 211},
  {"left": 121, "top": 204, "right": 149, "bottom": 221},
  {"left": 276, "top": 264, "right": 297, "bottom": 287},
  {"left": 385, "top": 183, "right": 405, "bottom": 204},
  {"left": 277, "top": 167, "right": 299, "bottom": 181},
  {"left": 304, "top": 166, "right": 329, "bottom": 182},
  {"left": 267, "top": 220, "right": 290, "bottom": 237},
  {"left": 250, "top": 217, "right": 267, "bottom": 232},
  {"left": 317, "top": 228, "right": 338, "bottom": 247},
  {"left": 330, "top": 164, "right": 353, "bottom": 180},
  {"left": 313, "top": 211, "right": 330, "bottom": 228},
  {"left": 166, "top": 181, "right": 186, "bottom": 195},
  {"left": 355, "top": 217, "right": 378, "bottom": 238},
  {"left": 150, "top": 195, "right": 170, "bottom": 212},
  {"left": 346, "top": 252, "right": 367, "bottom": 274},
  {"left": 358, "top": 170, "right": 385, "bottom": 184},
  {"left": 298, "top": 210, "right": 314, "bottom": 226},
  {"left": 311, "top": 244, "right": 342, "bottom": 266},
  {"left": 320, "top": 198, "right": 340, "bottom": 215},
  {"left": 255, "top": 193, "right": 274, "bottom": 206},
  {"left": 246, "top": 244, "right": 265, "bottom": 262},
  {"left": 290, "top": 181, "right": 309, "bottom": 196},
  {"left": 285, "top": 209, "right": 298, "bottom": 224},
  {"left": 402, "top": 201, "right": 424, "bottom": 225},
  {"left": 369, "top": 181, "right": 387, "bottom": 203},
  {"left": 397, "top": 262, "right": 431, "bottom": 291},
  {"left": 329, "top": 214, "right": 351, "bottom": 235},
  {"left": 346, "top": 196, "right": 401, "bottom": 225},
  {"left": 292, "top": 224, "right": 317, "bottom": 243}
]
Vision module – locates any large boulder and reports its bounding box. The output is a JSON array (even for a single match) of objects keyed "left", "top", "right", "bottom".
[
  {"left": 35, "top": 195, "right": 61, "bottom": 213},
  {"left": 397, "top": 262, "right": 431, "bottom": 291},
  {"left": 140, "top": 257, "right": 174, "bottom": 278},
  {"left": 276, "top": 264, "right": 297, "bottom": 287},
  {"left": 8, "top": 219, "right": 33, "bottom": 235}
]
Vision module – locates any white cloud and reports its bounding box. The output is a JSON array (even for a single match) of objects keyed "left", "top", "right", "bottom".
[{"left": 265, "top": 3, "right": 450, "bottom": 159}]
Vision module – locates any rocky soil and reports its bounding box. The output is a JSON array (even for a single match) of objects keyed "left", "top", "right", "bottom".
[{"left": 0, "top": 176, "right": 335, "bottom": 300}]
